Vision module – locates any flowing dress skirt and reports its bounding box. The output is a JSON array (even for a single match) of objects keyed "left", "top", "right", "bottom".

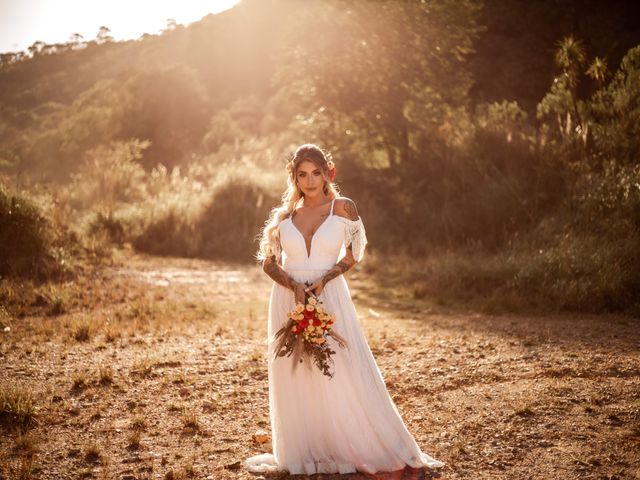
[{"left": 244, "top": 267, "right": 445, "bottom": 475}]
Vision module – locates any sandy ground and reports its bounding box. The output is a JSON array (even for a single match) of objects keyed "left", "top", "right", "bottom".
[{"left": 1, "top": 251, "right": 639, "bottom": 480}]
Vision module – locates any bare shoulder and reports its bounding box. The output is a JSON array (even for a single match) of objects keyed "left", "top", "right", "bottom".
[{"left": 333, "top": 197, "right": 360, "bottom": 221}]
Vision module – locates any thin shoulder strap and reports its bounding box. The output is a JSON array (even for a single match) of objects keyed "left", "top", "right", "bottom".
[{"left": 330, "top": 198, "right": 336, "bottom": 216}]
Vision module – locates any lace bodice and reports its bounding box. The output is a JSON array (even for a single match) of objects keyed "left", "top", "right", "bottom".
[{"left": 275, "top": 199, "right": 367, "bottom": 271}]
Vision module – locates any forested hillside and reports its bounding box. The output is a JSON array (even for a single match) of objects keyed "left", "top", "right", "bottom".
[{"left": 1, "top": 0, "right": 639, "bottom": 314}]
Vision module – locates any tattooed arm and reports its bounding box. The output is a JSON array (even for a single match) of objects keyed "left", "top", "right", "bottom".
[
  {"left": 335, "top": 197, "right": 360, "bottom": 222},
  {"left": 305, "top": 198, "right": 361, "bottom": 297},
  {"left": 262, "top": 255, "right": 306, "bottom": 304},
  {"left": 318, "top": 254, "right": 357, "bottom": 289}
]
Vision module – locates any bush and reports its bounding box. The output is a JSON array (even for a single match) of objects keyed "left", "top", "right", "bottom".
[
  {"left": 132, "top": 179, "right": 279, "bottom": 262},
  {"left": 88, "top": 212, "right": 126, "bottom": 244},
  {"left": 196, "top": 180, "right": 279, "bottom": 261},
  {"left": 0, "top": 185, "right": 58, "bottom": 279},
  {"left": 132, "top": 209, "right": 199, "bottom": 257}
]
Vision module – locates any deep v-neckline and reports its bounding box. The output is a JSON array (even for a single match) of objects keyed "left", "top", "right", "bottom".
[{"left": 289, "top": 199, "right": 335, "bottom": 259}]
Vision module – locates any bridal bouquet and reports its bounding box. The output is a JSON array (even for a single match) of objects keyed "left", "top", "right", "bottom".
[{"left": 273, "top": 289, "right": 348, "bottom": 379}]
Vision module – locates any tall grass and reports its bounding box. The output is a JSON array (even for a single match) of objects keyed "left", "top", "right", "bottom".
[
  {"left": 63, "top": 139, "right": 284, "bottom": 262},
  {"left": 123, "top": 159, "right": 281, "bottom": 261},
  {"left": 367, "top": 206, "right": 640, "bottom": 316}
]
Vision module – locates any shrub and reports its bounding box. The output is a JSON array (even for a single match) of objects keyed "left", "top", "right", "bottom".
[
  {"left": 88, "top": 212, "right": 126, "bottom": 244},
  {"left": 132, "top": 209, "right": 199, "bottom": 257},
  {"left": 0, "top": 184, "right": 58, "bottom": 279},
  {"left": 196, "top": 180, "right": 279, "bottom": 261}
]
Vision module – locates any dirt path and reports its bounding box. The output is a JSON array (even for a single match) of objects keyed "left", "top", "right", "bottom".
[{"left": 1, "top": 251, "right": 639, "bottom": 480}]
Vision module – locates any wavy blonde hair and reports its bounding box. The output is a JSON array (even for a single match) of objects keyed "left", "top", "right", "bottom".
[{"left": 256, "top": 143, "right": 340, "bottom": 263}]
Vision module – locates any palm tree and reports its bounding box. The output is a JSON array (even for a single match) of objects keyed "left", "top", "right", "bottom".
[
  {"left": 586, "top": 56, "right": 608, "bottom": 87},
  {"left": 555, "top": 36, "right": 587, "bottom": 137},
  {"left": 555, "top": 35, "right": 586, "bottom": 88}
]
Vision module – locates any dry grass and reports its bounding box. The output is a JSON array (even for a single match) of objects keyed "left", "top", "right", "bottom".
[
  {"left": 127, "top": 429, "right": 142, "bottom": 450},
  {"left": 0, "top": 381, "right": 38, "bottom": 429},
  {"left": 70, "top": 317, "right": 92, "bottom": 342},
  {"left": 131, "top": 415, "right": 147, "bottom": 431},
  {"left": 13, "top": 430, "right": 38, "bottom": 457},
  {"left": 2, "top": 456, "right": 35, "bottom": 480},
  {"left": 131, "top": 356, "right": 155, "bottom": 377},
  {"left": 97, "top": 365, "right": 114, "bottom": 385},
  {"left": 71, "top": 371, "right": 88, "bottom": 391},
  {"left": 180, "top": 408, "right": 200, "bottom": 432},
  {"left": 84, "top": 441, "right": 102, "bottom": 464},
  {"left": 0, "top": 250, "right": 638, "bottom": 480},
  {"left": 103, "top": 324, "right": 122, "bottom": 343}
]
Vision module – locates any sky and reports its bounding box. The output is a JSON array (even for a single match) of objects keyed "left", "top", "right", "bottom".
[{"left": 0, "top": 0, "right": 241, "bottom": 54}]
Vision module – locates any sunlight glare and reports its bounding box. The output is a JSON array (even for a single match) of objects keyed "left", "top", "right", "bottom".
[{"left": 0, "top": 0, "right": 241, "bottom": 53}]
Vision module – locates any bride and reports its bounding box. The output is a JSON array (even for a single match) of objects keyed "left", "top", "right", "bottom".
[{"left": 244, "top": 144, "right": 444, "bottom": 476}]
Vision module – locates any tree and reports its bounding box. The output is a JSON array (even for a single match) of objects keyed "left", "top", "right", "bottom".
[
  {"left": 537, "top": 36, "right": 590, "bottom": 146},
  {"left": 96, "top": 26, "right": 114, "bottom": 44},
  {"left": 164, "top": 18, "right": 178, "bottom": 32},
  {"left": 590, "top": 46, "right": 640, "bottom": 166},
  {"left": 586, "top": 57, "right": 609, "bottom": 87},
  {"left": 68, "top": 33, "right": 86, "bottom": 50},
  {"left": 27, "top": 41, "right": 46, "bottom": 57},
  {"left": 274, "top": 0, "right": 481, "bottom": 170},
  {"left": 271, "top": 0, "right": 482, "bottom": 243},
  {"left": 121, "top": 65, "right": 210, "bottom": 168}
]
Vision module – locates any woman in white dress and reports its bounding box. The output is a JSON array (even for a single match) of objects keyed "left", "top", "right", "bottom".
[{"left": 245, "top": 144, "right": 444, "bottom": 476}]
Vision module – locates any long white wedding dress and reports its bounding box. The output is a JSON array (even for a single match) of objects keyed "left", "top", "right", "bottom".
[{"left": 244, "top": 199, "right": 444, "bottom": 475}]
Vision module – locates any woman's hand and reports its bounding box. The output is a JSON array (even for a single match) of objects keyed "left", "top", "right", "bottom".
[
  {"left": 304, "top": 279, "right": 324, "bottom": 298},
  {"left": 293, "top": 282, "right": 306, "bottom": 305}
]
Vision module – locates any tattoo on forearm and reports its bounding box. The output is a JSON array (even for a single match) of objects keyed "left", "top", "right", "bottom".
[
  {"left": 321, "top": 255, "right": 356, "bottom": 287},
  {"left": 263, "top": 255, "right": 295, "bottom": 290}
]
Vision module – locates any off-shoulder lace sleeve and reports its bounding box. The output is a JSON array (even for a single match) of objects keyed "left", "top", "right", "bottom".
[{"left": 339, "top": 216, "right": 368, "bottom": 262}]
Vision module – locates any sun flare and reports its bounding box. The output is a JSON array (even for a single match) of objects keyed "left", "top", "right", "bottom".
[{"left": 1, "top": 0, "right": 241, "bottom": 53}]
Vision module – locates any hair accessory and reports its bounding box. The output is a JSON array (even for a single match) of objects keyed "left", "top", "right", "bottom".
[{"left": 326, "top": 160, "right": 336, "bottom": 181}]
